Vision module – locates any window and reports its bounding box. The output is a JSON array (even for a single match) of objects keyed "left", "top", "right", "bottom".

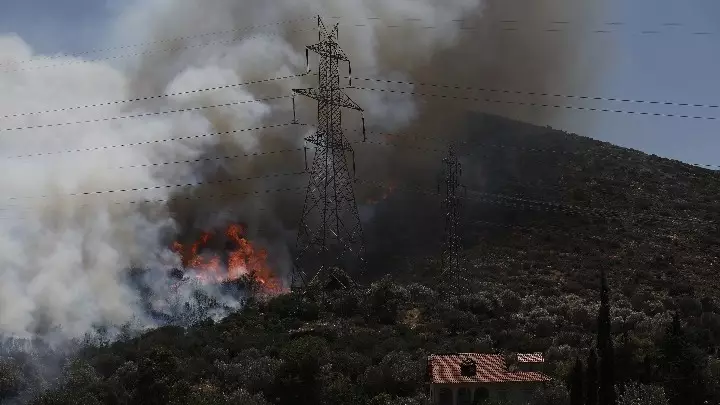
[
  {"left": 439, "top": 388, "right": 453, "bottom": 405},
  {"left": 473, "top": 387, "right": 489, "bottom": 404},
  {"left": 458, "top": 388, "right": 472, "bottom": 405},
  {"left": 460, "top": 359, "right": 477, "bottom": 377}
]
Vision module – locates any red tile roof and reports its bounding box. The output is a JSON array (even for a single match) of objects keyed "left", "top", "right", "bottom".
[{"left": 428, "top": 353, "right": 551, "bottom": 384}]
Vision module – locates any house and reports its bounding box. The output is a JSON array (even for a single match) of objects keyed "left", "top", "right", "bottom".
[{"left": 427, "top": 352, "right": 551, "bottom": 405}]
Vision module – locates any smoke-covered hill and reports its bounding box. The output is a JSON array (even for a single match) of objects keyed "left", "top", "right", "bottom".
[
  {"left": 6, "top": 113, "right": 719, "bottom": 405},
  {"left": 366, "top": 110, "right": 720, "bottom": 295}
]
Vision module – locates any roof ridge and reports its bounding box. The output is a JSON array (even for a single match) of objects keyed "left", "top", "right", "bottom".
[
  {"left": 429, "top": 352, "right": 551, "bottom": 384},
  {"left": 429, "top": 352, "right": 501, "bottom": 356}
]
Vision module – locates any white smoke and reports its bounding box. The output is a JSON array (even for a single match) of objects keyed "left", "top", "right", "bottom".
[{"left": 0, "top": 0, "right": 482, "bottom": 340}]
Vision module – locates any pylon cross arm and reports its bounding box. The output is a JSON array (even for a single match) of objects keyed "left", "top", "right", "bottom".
[
  {"left": 293, "top": 88, "right": 364, "bottom": 112},
  {"left": 307, "top": 43, "right": 349, "bottom": 61}
]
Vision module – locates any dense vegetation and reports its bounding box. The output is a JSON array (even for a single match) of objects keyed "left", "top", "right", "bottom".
[{"left": 3, "top": 113, "right": 720, "bottom": 404}]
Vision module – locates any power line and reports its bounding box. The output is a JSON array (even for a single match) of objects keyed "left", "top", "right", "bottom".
[
  {"left": 355, "top": 128, "right": 716, "bottom": 178},
  {"left": 0, "top": 73, "right": 311, "bottom": 120},
  {"left": 352, "top": 137, "right": 706, "bottom": 198},
  {"left": 355, "top": 179, "right": 713, "bottom": 228},
  {"left": 0, "top": 160, "right": 709, "bottom": 231},
  {"left": 354, "top": 138, "right": 447, "bottom": 154},
  {"left": 0, "top": 29, "right": 319, "bottom": 73},
  {"left": 467, "top": 191, "right": 711, "bottom": 228},
  {"left": 463, "top": 194, "right": 709, "bottom": 231},
  {"left": 0, "top": 126, "right": 714, "bottom": 226},
  {"left": 0, "top": 135, "right": 665, "bottom": 210},
  {"left": 0, "top": 18, "right": 318, "bottom": 67},
  {"left": 4, "top": 145, "right": 301, "bottom": 173},
  {"left": 1, "top": 174, "right": 708, "bottom": 232},
  {"left": 112, "top": 148, "right": 302, "bottom": 170},
  {"left": 0, "top": 163, "right": 305, "bottom": 211},
  {"left": 348, "top": 86, "right": 720, "bottom": 121},
  {"left": 336, "top": 16, "right": 715, "bottom": 31},
  {"left": 465, "top": 187, "right": 711, "bottom": 227},
  {"left": 0, "top": 96, "right": 291, "bottom": 132},
  {"left": 471, "top": 219, "right": 567, "bottom": 234},
  {"left": 350, "top": 77, "right": 720, "bottom": 110},
  {"left": 2, "top": 171, "right": 306, "bottom": 202},
  {"left": 0, "top": 123, "right": 301, "bottom": 159},
  {"left": 7, "top": 118, "right": 719, "bottom": 173},
  {"left": 0, "top": 186, "right": 307, "bottom": 219},
  {"left": 6, "top": 18, "right": 715, "bottom": 74},
  {"left": 350, "top": 138, "right": 720, "bottom": 217},
  {"left": 9, "top": 113, "right": 719, "bottom": 174},
  {"left": 6, "top": 101, "right": 719, "bottom": 172},
  {"left": 472, "top": 26, "right": 716, "bottom": 36},
  {"left": 325, "top": 16, "right": 719, "bottom": 36},
  {"left": 349, "top": 128, "right": 720, "bottom": 171},
  {"left": 19, "top": 16, "right": 714, "bottom": 68},
  {"left": 9, "top": 74, "right": 720, "bottom": 135},
  {"left": 467, "top": 219, "right": 686, "bottom": 249},
  {"left": 108, "top": 184, "right": 305, "bottom": 206}
]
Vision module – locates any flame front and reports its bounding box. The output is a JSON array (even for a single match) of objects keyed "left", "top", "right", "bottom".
[
  {"left": 171, "top": 224, "right": 281, "bottom": 293},
  {"left": 365, "top": 182, "right": 396, "bottom": 205}
]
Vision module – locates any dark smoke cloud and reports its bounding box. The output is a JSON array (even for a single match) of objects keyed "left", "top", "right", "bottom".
[
  {"left": 0, "top": 0, "right": 606, "bottom": 340},
  {"left": 142, "top": 0, "right": 609, "bottom": 280},
  {"left": 0, "top": 0, "right": 481, "bottom": 340},
  {"left": 352, "top": 0, "right": 608, "bottom": 268}
]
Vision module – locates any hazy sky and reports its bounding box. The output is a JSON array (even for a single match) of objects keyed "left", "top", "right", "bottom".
[
  {"left": 0, "top": 0, "right": 120, "bottom": 54},
  {"left": 572, "top": 0, "right": 720, "bottom": 168},
  {"left": 0, "top": 0, "right": 718, "bottom": 167}
]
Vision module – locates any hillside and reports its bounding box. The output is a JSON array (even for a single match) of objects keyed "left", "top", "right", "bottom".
[
  {"left": 370, "top": 111, "right": 720, "bottom": 298},
  {"left": 458, "top": 112, "right": 720, "bottom": 297},
  {"left": 5, "top": 113, "right": 720, "bottom": 405}
]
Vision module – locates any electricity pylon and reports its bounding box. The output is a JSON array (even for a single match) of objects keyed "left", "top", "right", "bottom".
[
  {"left": 439, "top": 145, "right": 467, "bottom": 297},
  {"left": 291, "top": 17, "right": 366, "bottom": 290}
]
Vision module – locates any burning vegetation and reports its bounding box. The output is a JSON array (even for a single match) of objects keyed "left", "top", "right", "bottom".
[
  {"left": 365, "top": 182, "right": 396, "bottom": 205},
  {"left": 170, "top": 223, "right": 282, "bottom": 293}
]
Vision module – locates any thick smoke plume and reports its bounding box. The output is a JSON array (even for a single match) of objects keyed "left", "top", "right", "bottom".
[
  {"left": 0, "top": 0, "right": 607, "bottom": 341},
  {"left": 349, "top": 0, "right": 608, "bottom": 267},
  {"left": 0, "top": 0, "right": 484, "bottom": 341}
]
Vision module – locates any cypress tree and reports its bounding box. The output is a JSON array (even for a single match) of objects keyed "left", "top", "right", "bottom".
[
  {"left": 661, "top": 312, "right": 707, "bottom": 405},
  {"left": 569, "top": 357, "right": 585, "bottom": 405},
  {"left": 597, "top": 267, "right": 616, "bottom": 405},
  {"left": 586, "top": 348, "right": 598, "bottom": 405}
]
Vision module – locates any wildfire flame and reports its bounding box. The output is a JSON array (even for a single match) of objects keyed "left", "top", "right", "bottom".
[
  {"left": 366, "top": 182, "right": 396, "bottom": 205},
  {"left": 170, "top": 224, "right": 281, "bottom": 293}
]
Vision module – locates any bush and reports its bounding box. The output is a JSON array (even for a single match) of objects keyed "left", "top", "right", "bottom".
[
  {"left": 180, "top": 388, "right": 271, "bottom": 405},
  {"left": 616, "top": 381, "right": 669, "bottom": 405},
  {"left": 0, "top": 359, "right": 25, "bottom": 400},
  {"left": 365, "top": 278, "right": 411, "bottom": 325},
  {"left": 531, "top": 380, "right": 569, "bottom": 405}
]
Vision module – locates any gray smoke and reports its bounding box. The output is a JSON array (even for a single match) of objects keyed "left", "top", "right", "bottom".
[
  {"left": 353, "top": 0, "right": 609, "bottom": 200},
  {"left": 0, "top": 0, "right": 483, "bottom": 341}
]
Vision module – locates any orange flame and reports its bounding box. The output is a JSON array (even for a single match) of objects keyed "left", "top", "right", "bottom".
[
  {"left": 170, "top": 224, "right": 282, "bottom": 293},
  {"left": 365, "top": 182, "right": 396, "bottom": 205}
]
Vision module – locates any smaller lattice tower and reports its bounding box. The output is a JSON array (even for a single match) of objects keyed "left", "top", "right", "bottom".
[
  {"left": 438, "top": 145, "right": 467, "bottom": 297},
  {"left": 290, "top": 17, "right": 366, "bottom": 290}
]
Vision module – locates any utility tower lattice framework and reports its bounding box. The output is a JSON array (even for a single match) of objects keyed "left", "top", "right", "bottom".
[
  {"left": 439, "top": 146, "right": 467, "bottom": 297},
  {"left": 291, "top": 16, "right": 367, "bottom": 290}
]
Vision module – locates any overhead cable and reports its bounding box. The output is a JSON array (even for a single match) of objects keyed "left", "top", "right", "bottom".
[
  {"left": 348, "top": 86, "right": 720, "bottom": 121},
  {"left": 0, "top": 96, "right": 292, "bottom": 132},
  {"left": 0, "top": 73, "right": 311, "bottom": 120}
]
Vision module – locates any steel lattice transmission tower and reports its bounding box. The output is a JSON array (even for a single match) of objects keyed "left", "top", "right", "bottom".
[
  {"left": 439, "top": 145, "right": 467, "bottom": 296},
  {"left": 290, "top": 17, "right": 366, "bottom": 289}
]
